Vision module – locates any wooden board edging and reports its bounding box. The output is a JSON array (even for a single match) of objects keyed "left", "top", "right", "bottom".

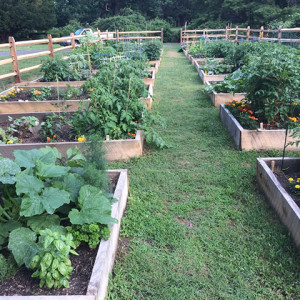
[
  {"left": 257, "top": 157, "right": 300, "bottom": 247},
  {"left": 220, "top": 104, "right": 300, "bottom": 151}
]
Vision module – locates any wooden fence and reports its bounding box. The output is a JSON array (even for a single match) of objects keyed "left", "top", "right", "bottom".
[
  {"left": 0, "top": 29, "right": 163, "bottom": 84},
  {"left": 180, "top": 26, "right": 300, "bottom": 45}
]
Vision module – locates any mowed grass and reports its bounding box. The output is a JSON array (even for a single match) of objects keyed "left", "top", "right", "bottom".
[{"left": 107, "top": 45, "right": 300, "bottom": 299}]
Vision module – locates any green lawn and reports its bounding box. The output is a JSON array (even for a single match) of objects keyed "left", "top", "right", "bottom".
[
  {"left": 107, "top": 45, "right": 300, "bottom": 299},
  {"left": 0, "top": 44, "right": 66, "bottom": 91}
]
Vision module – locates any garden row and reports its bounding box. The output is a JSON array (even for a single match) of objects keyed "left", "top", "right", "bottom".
[
  {"left": 0, "top": 35, "right": 165, "bottom": 161},
  {"left": 183, "top": 40, "right": 300, "bottom": 249},
  {"left": 0, "top": 35, "right": 164, "bottom": 299}
]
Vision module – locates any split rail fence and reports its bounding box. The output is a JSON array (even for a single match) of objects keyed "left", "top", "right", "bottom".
[
  {"left": 180, "top": 26, "right": 300, "bottom": 45},
  {"left": 0, "top": 29, "right": 163, "bottom": 84}
]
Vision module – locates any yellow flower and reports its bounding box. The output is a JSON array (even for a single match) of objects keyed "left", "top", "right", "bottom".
[
  {"left": 20, "top": 88, "right": 24, "bottom": 91},
  {"left": 294, "top": 102, "right": 298, "bottom": 106},
  {"left": 8, "top": 92, "right": 12, "bottom": 95},
  {"left": 12, "top": 88, "right": 15, "bottom": 91},
  {"left": 297, "top": 178, "right": 300, "bottom": 183},
  {"left": 77, "top": 136, "right": 86, "bottom": 142},
  {"left": 1, "top": 95, "right": 5, "bottom": 98},
  {"left": 295, "top": 185, "right": 300, "bottom": 189},
  {"left": 90, "top": 89, "right": 94, "bottom": 92},
  {"left": 6, "top": 140, "right": 13, "bottom": 144},
  {"left": 288, "top": 177, "right": 294, "bottom": 182}
]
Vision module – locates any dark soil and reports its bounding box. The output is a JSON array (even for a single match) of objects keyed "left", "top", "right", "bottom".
[
  {"left": 4, "top": 88, "right": 89, "bottom": 102},
  {"left": 0, "top": 114, "right": 73, "bottom": 143},
  {"left": 0, "top": 244, "right": 98, "bottom": 296},
  {"left": 274, "top": 168, "right": 300, "bottom": 207}
]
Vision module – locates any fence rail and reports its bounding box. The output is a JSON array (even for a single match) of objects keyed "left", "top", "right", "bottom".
[
  {"left": 180, "top": 26, "right": 300, "bottom": 45},
  {"left": 0, "top": 29, "right": 163, "bottom": 84}
]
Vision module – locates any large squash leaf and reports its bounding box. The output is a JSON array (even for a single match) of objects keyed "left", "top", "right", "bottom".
[
  {"left": 0, "top": 158, "right": 21, "bottom": 184},
  {"left": 20, "top": 187, "right": 70, "bottom": 217},
  {"left": 27, "top": 215, "right": 66, "bottom": 235},
  {"left": 69, "top": 185, "right": 117, "bottom": 225},
  {"left": 15, "top": 173, "right": 44, "bottom": 196},
  {"left": 35, "top": 161, "right": 70, "bottom": 179},
  {"left": 13, "top": 149, "right": 56, "bottom": 168},
  {"left": 8, "top": 228, "right": 39, "bottom": 268}
]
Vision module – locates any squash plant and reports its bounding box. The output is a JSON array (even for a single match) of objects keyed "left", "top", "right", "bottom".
[{"left": 0, "top": 145, "right": 116, "bottom": 289}]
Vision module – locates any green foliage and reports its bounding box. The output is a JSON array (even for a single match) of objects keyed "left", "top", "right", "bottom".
[
  {"left": 143, "top": 40, "right": 162, "bottom": 61},
  {"left": 0, "top": 254, "right": 18, "bottom": 282},
  {"left": 30, "top": 87, "right": 52, "bottom": 101},
  {"left": 60, "top": 84, "right": 82, "bottom": 100},
  {"left": 72, "top": 59, "right": 167, "bottom": 148},
  {"left": 242, "top": 45, "right": 300, "bottom": 125},
  {"left": 0, "top": 146, "right": 115, "bottom": 288},
  {"left": 204, "top": 41, "right": 236, "bottom": 59},
  {"left": 30, "top": 229, "right": 77, "bottom": 289},
  {"left": 67, "top": 223, "right": 110, "bottom": 249},
  {"left": 200, "top": 58, "right": 233, "bottom": 75},
  {"left": 40, "top": 58, "right": 72, "bottom": 82}
]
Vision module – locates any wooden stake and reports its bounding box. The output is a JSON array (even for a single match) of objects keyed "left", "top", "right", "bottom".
[
  {"left": 56, "top": 75, "right": 60, "bottom": 116},
  {"left": 9, "top": 37, "right": 21, "bottom": 83},
  {"left": 260, "top": 122, "right": 264, "bottom": 130},
  {"left": 271, "top": 160, "right": 275, "bottom": 173},
  {"left": 278, "top": 26, "right": 282, "bottom": 41},
  {"left": 47, "top": 34, "right": 54, "bottom": 58},
  {"left": 180, "top": 28, "right": 183, "bottom": 45},
  {"left": 259, "top": 26, "right": 264, "bottom": 40},
  {"left": 235, "top": 26, "right": 239, "bottom": 42},
  {"left": 117, "top": 30, "right": 119, "bottom": 42},
  {"left": 161, "top": 28, "right": 164, "bottom": 44},
  {"left": 87, "top": 46, "right": 92, "bottom": 77}
]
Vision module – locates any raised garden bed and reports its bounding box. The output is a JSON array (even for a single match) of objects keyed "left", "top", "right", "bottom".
[
  {"left": 257, "top": 157, "right": 300, "bottom": 247},
  {"left": 0, "top": 129, "right": 144, "bottom": 161},
  {"left": 141, "top": 84, "right": 153, "bottom": 110},
  {"left": 220, "top": 104, "right": 299, "bottom": 151},
  {"left": 142, "top": 69, "right": 155, "bottom": 87},
  {"left": 197, "top": 64, "right": 228, "bottom": 84},
  {"left": 0, "top": 169, "right": 129, "bottom": 300},
  {"left": 0, "top": 86, "right": 89, "bottom": 113},
  {"left": 205, "top": 81, "right": 245, "bottom": 107}
]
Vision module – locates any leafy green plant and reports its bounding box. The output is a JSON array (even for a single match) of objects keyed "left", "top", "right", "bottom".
[
  {"left": 30, "top": 87, "right": 52, "bottom": 101},
  {"left": 288, "top": 177, "right": 300, "bottom": 195},
  {"left": 0, "top": 145, "right": 116, "bottom": 289},
  {"left": 60, "top": 84, "right": 82, "bottom": 100},
  {"left": 40, "top": 57, "right": 72, "bottom": 82},
  {"left": 30, "top": 229, "right": 78, "bottom": 289},
  {"left": 143, "top": 40, "right": 162, "bottom": 61},
  {"left": 200, "top": 58, "right": 233, "bottom": 75},
  {"left": 66, "top": 223, "right": 110, "bottom": 249}
]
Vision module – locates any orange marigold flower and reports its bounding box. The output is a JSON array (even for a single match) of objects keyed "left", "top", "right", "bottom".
[
  {"left": 34, "top": 90, "right": 42, "bottom": 95},
  {"left": 248, "top": 110, "right": 253, "bottom": 114},
  {"left": 47, "top": 137, "right": 51, "bottom": 142}
]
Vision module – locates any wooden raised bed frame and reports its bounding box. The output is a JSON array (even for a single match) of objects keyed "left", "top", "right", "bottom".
[
  {"left": 0, "top": 84, "right": 153, "bottom": 113},
  {"left": 220, "top": 104, "right": 300, "bottom": 151},
  {"left": 0, "top": 124, "right": 144, "bottom": 161},
  {"left": 205, "top": 81, "right": 245, "bottom": 107},
  {"left": 257, "top": 157, "right": 300, "bottom": 247},
  {"left": 0, "top": 169, "right": 129, "bottom": 300}
]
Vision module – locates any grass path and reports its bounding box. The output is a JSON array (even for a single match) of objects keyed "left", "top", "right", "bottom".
[{"left": 107, "top": 45, "right": 300, "bottom": 299}]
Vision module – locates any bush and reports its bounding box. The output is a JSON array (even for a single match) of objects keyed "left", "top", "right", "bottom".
[
  {"left": 143, "top": 40, "right": 162, "bottom": 60},
  {"left": 49, "top": 20, "right": 82, "bottom": 38}
]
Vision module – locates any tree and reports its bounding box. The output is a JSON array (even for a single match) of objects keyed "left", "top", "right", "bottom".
[{"left": 0, "top": 0, "right": 57, "bottom": 42}]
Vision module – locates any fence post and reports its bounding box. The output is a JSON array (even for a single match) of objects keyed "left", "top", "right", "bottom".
[
  {"left": 117, "top": 30, "right": 119, "bottom": 42},
  {"left": 161, "top": 28, "right": 164, "bottom": 44},
  {"left": 246, "top": 26, "right": 250, "bottom": 41},
  {"left": 184, "top": 22, "right": 187, "bottom": 31},
  {"left": 235, "top": 26, "right": 239, "bottom": 42},
  {"left": 225, "top": 26, "right": 229, "bottom": 40},
  {"left": 278, "top": 25, "right": 282, "bottom": 42},
  {"left": 9, "top": 37, "right": 21, "bottom": 83},
  {"left": 259, "top": 26, "right": 264, "bottom": 40},
  {"left": 47, "top": 34, "right": 54, "bottom": 58},
  {"left": 70, "top": 32, "right": 75, "bottom": 49},
  {"left": 180, "top": 28, "right": 183, "bottom": 45},
  {"left": 106, "top": 30, "right": 108, "bottom": 40}
]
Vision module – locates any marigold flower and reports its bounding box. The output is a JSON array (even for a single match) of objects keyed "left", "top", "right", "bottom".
[
  {"left": 288, "top": 177, "right": 294, "bottom": 182},
  {"left": 78, "top": 136, "right": 86, "bottom": 142},
  {"left": 297, "top": 178, "right": 300, "bottom": 183},
  {"left": 53, "top": 135, "right": 56, "bottom": 139},
  {"left": 6, "top": 140, "right": 13, "bottom": 144},
  {"left": 248, "top": 110, "right": 253, "bottom": 114},
  {"left": 47, "top": 137, "right": 51, "bottom": 142},
  {"left": 34, "top": 90, "right": 42, "bottom": 95},
  {"left": 295, "top": 185, "right": 300, "bottom": 189}
]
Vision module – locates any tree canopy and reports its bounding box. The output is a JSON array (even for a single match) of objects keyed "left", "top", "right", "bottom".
[{"left": 0, "top": 0, "right": 299, "bottom": 42}]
